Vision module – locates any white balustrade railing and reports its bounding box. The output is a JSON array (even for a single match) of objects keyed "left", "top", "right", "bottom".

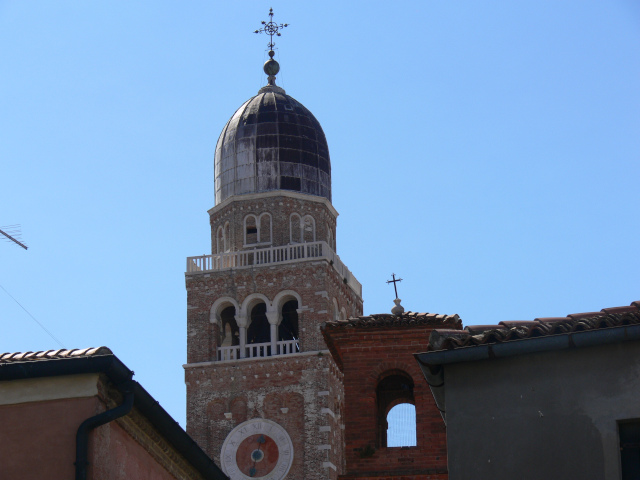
[
  {"left": 245, "top": 342, "right": 271, "bottom": 359},
  {"left": 187, "top": 241, "right": 362, "bottom": 298},
  {"left": 215, "top": 339, "right": 301, "bottom": 361},
  {"left": 277, "top": 339, "right": 299, "bottom": 355},
  {"left": 217, "top": 345, "right": 241, "bottom": 361}
]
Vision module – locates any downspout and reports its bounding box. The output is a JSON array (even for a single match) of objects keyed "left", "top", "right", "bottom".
[{"left": 75, "top": 380, "right": 135, "bottom": 480}]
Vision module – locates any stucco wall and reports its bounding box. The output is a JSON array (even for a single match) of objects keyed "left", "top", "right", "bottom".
[
  {"left": 0, "top": 395, "right": 99, "bottom": 480},
  {"left": 0, "top": 377, "right": 211, "bottom": 480},
  {"left": 444, "top": 340, "right": 640, "bottom": 480}
]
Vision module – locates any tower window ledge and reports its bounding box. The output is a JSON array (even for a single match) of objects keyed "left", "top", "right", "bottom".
[{"left": 243, "top": 241, "right": 273, "bottom": 248}]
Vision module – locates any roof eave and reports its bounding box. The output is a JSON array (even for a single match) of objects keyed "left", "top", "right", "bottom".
[
  {"left": 0, "top": 353, "right": 227, "bottom": 480},
  {"left": 415, "top": 323, "right": 640, "bottom": 426}
]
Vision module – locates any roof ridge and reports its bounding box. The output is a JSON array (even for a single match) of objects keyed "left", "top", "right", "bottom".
[
  {"left": 0, "top": 347, "right": 113, "bottom": 363},
  {"left": 429, "top": 303, "right": 640, "bottom": 352}
]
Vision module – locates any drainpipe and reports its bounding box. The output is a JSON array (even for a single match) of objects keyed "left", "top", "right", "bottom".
[{"left": 75, "top": 380, "right": 135, "bottom": 480}]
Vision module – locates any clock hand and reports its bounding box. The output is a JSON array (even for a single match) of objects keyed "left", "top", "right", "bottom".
[{"left": 249, "top": 435, "right": 266, "bottom": 477}]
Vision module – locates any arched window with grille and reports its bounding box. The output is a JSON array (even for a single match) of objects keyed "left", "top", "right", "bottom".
[{"left": 376, "top": 371, "right": 416, "bottom": 448}]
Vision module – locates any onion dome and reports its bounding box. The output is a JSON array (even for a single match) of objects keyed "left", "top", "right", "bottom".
[{"left": 214, "top": 59, "right": 331, "bottom": 204}]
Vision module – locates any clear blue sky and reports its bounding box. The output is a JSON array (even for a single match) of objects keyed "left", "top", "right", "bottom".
[{"left": 1, "top": 1, "right": 638, "bottom": 427}]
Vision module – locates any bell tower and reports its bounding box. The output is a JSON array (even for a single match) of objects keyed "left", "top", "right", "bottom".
[{"left": 184, "top": 11, "right": 363, "bottom": 479}]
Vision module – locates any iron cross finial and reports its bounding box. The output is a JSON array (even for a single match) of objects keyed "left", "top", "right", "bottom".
[
  {"left": 386, "top": 273, "right": 403, "bottom": 299},
  {"left": 254, "top": 8, "right": 289, "bottom": 51}
]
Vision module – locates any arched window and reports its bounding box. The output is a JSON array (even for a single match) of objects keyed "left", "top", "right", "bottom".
[
  {"left": 245, "top": 215, "right": 258, "bottom": 245},
  {"left": 302, "top": 215, "right": 315, "bottom": 243},
  {"left": 216, "top": 226, "right": 225, "bottom": 254},
  {"left": 327, "top": 225, "right": 334, "bottom": 250},
  {"left": 376, "top": 372, "right": 416, "bottom": 448},
  {"left": 332, "top": 298, "right": 340, "bottom": 321},
  {"left": 259, "top": 213, "right": 272, "bottom": 243},
  {"left": 279, "top": 300, "right": 299, "bottom": 342},
  {"left": 290, "top": 214, "right": 301, "bottom": 243},
  {"left": 218, "top": 306, "right": 239, "bottom": 347},
  {"left": 247, "top": 303, "right": 270, "bottom": 344},
  {"left": 386, "top": 403, "right": 417, "bottom": 447},
  {"left": 223, "top": 222, "right": 230, "bottom": 250}
]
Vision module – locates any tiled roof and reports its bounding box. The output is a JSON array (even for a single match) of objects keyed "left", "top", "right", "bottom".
[
  {"left": 0, "top": 347, "right": 113, "bottom": 363},
  {"left": 323, "top": 311, "right": 462, "bottom": 330},
  {"left": 429, "top": 301, "right": 640, "bottom": 351}
]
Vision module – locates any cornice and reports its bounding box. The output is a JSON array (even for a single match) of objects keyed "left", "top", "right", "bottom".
[{"left": 207, "top": 190, "right": 339, "bottom": 219}]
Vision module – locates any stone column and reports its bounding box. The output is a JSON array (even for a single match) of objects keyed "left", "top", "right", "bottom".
[
  {"left": 236, "top": 313, "right": 248, "bottom": 359},
  {"left": 266, "top": 309, "right": 280, "bottom": 356}
]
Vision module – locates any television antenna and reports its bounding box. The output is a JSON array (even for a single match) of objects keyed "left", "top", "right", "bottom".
[{"left": 0, "top": 225, "right": 28, "bottom": 250}]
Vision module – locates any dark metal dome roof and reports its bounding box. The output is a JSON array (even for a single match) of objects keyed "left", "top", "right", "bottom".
[{"left": 214, "top": 85, "right": 331, "bottom": 204}]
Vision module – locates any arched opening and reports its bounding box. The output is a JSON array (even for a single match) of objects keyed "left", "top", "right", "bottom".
[
  {"left": 223, "top": 222, "right": 230, "bottom": 251},
  {"left": 302, "top": 215, "right": 315, "bottom": 243},
  {"left": 290, "top": 214, "right": 301, "bottom": 243},
  {"left": 259, "top": 213, "right": 272, "bottom": 243},
  {"left": 279, "top": 300, "right": 299, "bottom": 344},
  {"left": 218, "top": 306, "right": 239, "bottom": 347},
  {"left": 245, "top": 215, "right": 258, "bottom": 244},
  {"left": 376, "top": 372, "right": 415, "bottom": 448},
  {"left": 247, "top": 303, "right": 270, "bottom": 344},
  {"left": 216, "top": 226, "right": 225, "bottom": 254},
  {"left": 386, "top": 403, "right": 417, "bottom": 447}
]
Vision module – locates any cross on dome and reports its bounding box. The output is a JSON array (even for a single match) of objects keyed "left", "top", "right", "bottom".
[{"left": 254, "top": 8, "right": 289, "bottom": 86}]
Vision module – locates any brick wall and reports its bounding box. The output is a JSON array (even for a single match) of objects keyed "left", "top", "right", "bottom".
[
  {"left": 322, "top": 320, "right": 461, "bottom": 479},
  {"left": 186, "top": 352, "right": 346, "bottom": 479},
  {"left": 209, "top": 192, "right": 338, "bottom": 253},
  {"left": 186, "top": 219, "right": 362, "bottom": 478},
  {"left": 186, "top": 261, "right": 362, "bottom": 364}
]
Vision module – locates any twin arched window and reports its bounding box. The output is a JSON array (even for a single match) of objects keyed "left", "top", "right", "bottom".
[
  {"left": 244, "top": 213, "right": 272, "bottom": 245},
  {"left": 290, "top": 214, "right": 315, "bottom": 243}
]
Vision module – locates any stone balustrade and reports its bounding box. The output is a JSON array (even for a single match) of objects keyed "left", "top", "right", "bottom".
[{"left": 187, "top": 241, "right": 362, "bottom": 298}]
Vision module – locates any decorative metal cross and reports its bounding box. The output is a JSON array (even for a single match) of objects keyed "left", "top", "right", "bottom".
[
  {"left": 254, "top": 8, "right": 289, "bottom": 50},
  {"left": 386, "top": 273, "right": 403, "bottom": 299}
]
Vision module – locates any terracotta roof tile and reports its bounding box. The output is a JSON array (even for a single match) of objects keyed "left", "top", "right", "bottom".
[
  {"left": 601, "top": 306, "right": 637, "bottom": 315},
  {"left": 567, "top": 311, "right": 601, "bottom": 320},
  {"left": 323, "top": 312, "right": 461, "bottom": 330},
  {"left": 0, "top": 347, "right": 112, "bottom": 363},
  {"left": 534, "top": 317, "right": 571, "bottom": 323},
  {"left": 428, "top": 302, "right": 640, "bottom": 352},
  {"left": 465, "top": 325, "right": 500, "bottom": 334}
]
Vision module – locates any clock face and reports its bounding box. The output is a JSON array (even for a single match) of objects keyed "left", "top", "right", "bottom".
[{"left": 221, "top": 418, "right": 294, "bottom": 479}]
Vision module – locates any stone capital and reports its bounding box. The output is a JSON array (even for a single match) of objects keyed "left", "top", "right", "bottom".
[
  {"left": 265, "top": 310, "right": 280, "bottom": 325},
  {"left": 235, "top": 314, "right": 249, "bottom": 328}
]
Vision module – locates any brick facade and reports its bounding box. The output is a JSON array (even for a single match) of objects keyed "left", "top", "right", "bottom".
[
  {"left": 322, "top": 315, "right": 462, "bottom": 479},
  {"left": 208, "top": 191, "right": 338, "bottom": 255},
  {"left": 185, "top": 190, "right": 363, "bottom": 479}
]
